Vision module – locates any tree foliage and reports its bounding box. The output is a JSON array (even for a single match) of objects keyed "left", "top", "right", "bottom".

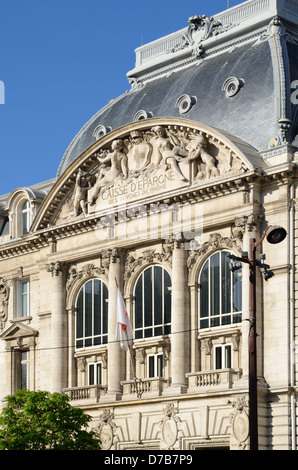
[{"left": 0, "top": 389, "right": 101, "bottom": 450}]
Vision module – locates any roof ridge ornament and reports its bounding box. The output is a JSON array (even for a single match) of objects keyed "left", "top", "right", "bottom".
[{"left": 172, "top": 15, "right": 238, "bottom": 57}]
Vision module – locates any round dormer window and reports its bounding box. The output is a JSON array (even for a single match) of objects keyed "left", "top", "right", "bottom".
[
  {"left": 176, "top": 94, "right": 196, "bottom": 114},
  {"left": 222, "top": 77, "right": 244, "bottom": 98}
]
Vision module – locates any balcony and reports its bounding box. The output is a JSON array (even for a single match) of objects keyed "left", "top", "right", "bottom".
[
  {"left": 121, "top": 377, "right": 170, "bottom": 399},
  {"left": 186, "top": 368, "right": 242, "bottom": 392},
  {"left": 63, "top": 385, "right": 107, "bottom": 405}
]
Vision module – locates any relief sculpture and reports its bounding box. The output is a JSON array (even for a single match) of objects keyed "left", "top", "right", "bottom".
[
  {"left": 53, "top": 124, "right": 249, "bottom": 223},
  {"left": 124, "top": 130, "right": 152, "bottom": 176},
  {"left": 187, "top": 134, "right": 220, "bottom": 180},
  {"left": 88, "top": 139, "right": 128, "bottom": 207}
]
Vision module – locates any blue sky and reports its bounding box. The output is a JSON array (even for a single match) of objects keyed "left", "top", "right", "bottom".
[{"left": 0, "top": 0, "right": 246, "bottom": 196}]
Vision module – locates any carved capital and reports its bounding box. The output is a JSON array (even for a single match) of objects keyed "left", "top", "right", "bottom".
[{"left": 46, "top": 261, "right": 68, "bottom": 277}]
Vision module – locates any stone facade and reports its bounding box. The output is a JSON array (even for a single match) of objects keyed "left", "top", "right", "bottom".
[{"left": 0, "top": 0, "right": 298, "bottom": 450}]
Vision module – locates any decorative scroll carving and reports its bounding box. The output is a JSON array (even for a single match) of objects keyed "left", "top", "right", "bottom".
[
  {"left": 0, "top": 278, "right": 9, "bottom": 328},
  {"left": 66, "top": 263, "right": 106, "bottom": 292},
  {"left": 172, "top": 15, "right": 238, "bottom": 57},
  {"left": 124, "top": 241, "right": 173, "bottom": 282},
  {"left": 187, "top": 232, "right": 242, "bottom": 270}
]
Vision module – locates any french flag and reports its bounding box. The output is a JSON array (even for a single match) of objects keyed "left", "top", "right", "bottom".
[{"left": 115, "top": 287, "right": 133, "bottom": 351}]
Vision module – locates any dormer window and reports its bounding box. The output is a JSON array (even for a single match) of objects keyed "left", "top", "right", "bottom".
[
  {"left": 5, "top": 187, "right": 45, "bottom": 239},
  {"left": 21, "top": 201, "right": 30, "bottom": 235}
]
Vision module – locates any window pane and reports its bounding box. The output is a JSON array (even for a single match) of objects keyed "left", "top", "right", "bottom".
[
  {"left": 102, "top": 283, "right": 108, "bottom": 335},
  {"left": 85, "top": 281, "right": 93, "bottom": 338},
  {"left": 210, "top": 253, "right": 220, "bottom": 317},
  {"left": 233, "top": 271, "right": 242, "bottom": 312},
  {"left": 144, "top": 268, "right": 152, "bottom": 327},
  {"left": 225, "top": 345, "right": 232, "bottom": 368},
  {"left": 215, "top": 347, "right": 222, "bottom": 370},
  {"left": 21, "top": 352, "right": 28, "bottom": 389},
  {"left": 89, "top": 364, "right": 94, "bottom": 385},
  {"left": 76, "top": 290, "right": 83, "bottom": 339},
  {"left": 200, "top": 261, "right": 209, "bottom": 319},
  {"left": 149, "top": 356, "right": 154, "bottom": 378},
  {"left": 94, "top": 280, "right": 101, "bottom": 336},
  {"left": 21, "top": 201, "right": 30, "bottom": 235},
  {"left": 164, "top": 270, "right": 171, "bottom": 326},
  {"left": 135, "top": 276, "right": 143, "bottom": 330},
  {"left": 157, "top": 355, "right": 163, "bottom": 377},
  {"left": 221, "top": 251, "right": 231, "bottom": 315},
  {"left": 96, "top": 363, "right": 102, "bottom": 385},
  {"left": 154, "top": 266, "right": 162, "bottom": 326}
]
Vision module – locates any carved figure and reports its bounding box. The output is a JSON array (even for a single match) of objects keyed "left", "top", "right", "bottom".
[
  {"left": 188, "top": 134, "right": 219, "bottom": 179},
  {"left": 88, "top": 139, "right": 128, "bottom": 206},
  {"left": 152, "top": 126, "right": 189, "bottom": 181},
  {"left": 74, "top": 168, "right": 92, "bottom": 216}
]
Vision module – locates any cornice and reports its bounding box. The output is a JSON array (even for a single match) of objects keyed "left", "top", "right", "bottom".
[{"left": 0, "top": 163, "right": 295, "bottom": 261}]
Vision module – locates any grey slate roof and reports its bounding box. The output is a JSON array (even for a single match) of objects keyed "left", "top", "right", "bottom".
[{"left": 57, "top": 39, "right": 276, "bottom": 177}]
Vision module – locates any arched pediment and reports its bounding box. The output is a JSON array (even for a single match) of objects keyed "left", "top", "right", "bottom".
[{"left": 31, "top": 118, "right": 267, "bottom": 232}]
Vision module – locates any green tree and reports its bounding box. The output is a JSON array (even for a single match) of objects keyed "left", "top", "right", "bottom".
[{"left": 0, "top": 389, "right": 101, "bottom": 450}]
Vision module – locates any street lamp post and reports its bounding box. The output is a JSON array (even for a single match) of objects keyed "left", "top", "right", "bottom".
[
  {"left": 249, "top": 237, "right": 258, "bottom": 451},
  {"left": 229, "top": 225, "right": 287, "bottom": 451}
]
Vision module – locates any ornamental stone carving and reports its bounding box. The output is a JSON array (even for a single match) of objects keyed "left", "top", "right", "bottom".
[
  {"left": 66, "top": 263, "right": 106, "bottom": 292},
  {"left": 46, "top": 261, "right": 68, "bottom": 277},
  {"left": 172, "top": 15, "right": 238, "bottom": 57},
  {"left": 187, "top": 232, "right": 242, "bottom": 270},
  {"left": 96, "top": 409, "right": 116, "bottom": 450},
  {"left": 229, "top": 396, "right": 249, "bottom": 450},
  {"left": 124, "top": 241, "right": 173, "bottom": 282},
  {"left": 0, "top": 278, "right": 9, "bottom": 329},
  {"left": 159, "top": 403, "right": 181, "bottom": 449},
  {"left": 52, "top": 124, "right": 250, "bottom": 224}
]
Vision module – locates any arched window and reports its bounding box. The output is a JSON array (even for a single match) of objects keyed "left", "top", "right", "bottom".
[
  {"left": 199, "top": 251, "right": 242, "bottom": 329},
  {"left": 134, "top": 265, "right": 171, "bottom": 339},
  {"left": 21, "top": 201, "right": 30, "bottom": 235},
  {"left": 75, "top": 279, "right": 108, "bottom": 349}
]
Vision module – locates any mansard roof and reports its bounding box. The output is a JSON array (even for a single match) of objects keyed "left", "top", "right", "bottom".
[{"left": 57, "top": 0, "right": 298, "bottom": 178}]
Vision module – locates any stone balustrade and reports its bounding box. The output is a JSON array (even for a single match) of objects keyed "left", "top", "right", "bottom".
[
  {"left": 63, "top": 384, "right": 107, "bottom": 404},
  {"left": 187, "top": 369, "right": 242, "bottom": 391}
]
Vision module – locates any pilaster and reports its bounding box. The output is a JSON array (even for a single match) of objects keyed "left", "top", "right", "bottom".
[
  {"left": 166, "top": 240, "right": 187, "bottom": 394},
  {"left": 46, "top": 261, "right": 68, "bottom": 393},
  {"left": 104, "top": 250, "right": 124, "bottom": 401}
]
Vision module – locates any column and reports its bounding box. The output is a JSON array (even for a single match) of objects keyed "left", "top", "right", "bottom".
[
  {"left": 106, "top": 251, "right": 123, "bottom": 400},
  {"left": 168, "top": 240, "right": 187, "bottom": 393},
  {"left": 67, "top": 307, "right": 76, "bottom": 388},
  {"left": 46, "top": 261, "right": 67, "bottom": 393}
]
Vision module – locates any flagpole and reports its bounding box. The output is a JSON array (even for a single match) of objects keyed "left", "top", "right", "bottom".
[{"left": 115, "top": 279, "right": 143, "bottom": 399}]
